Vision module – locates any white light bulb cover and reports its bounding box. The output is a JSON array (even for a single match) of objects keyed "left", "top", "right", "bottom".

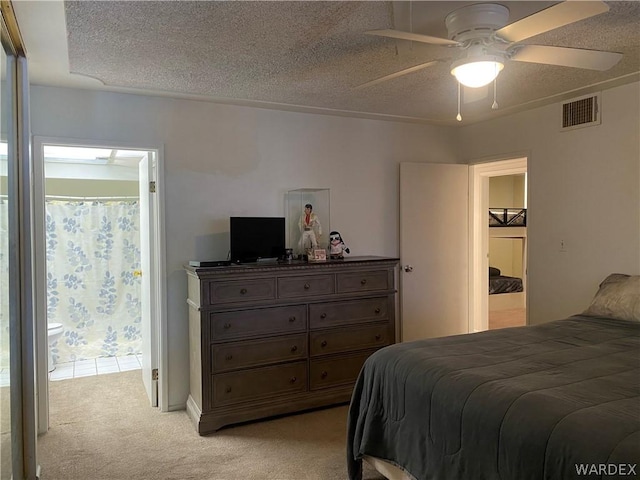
[{"left": 451, "top": 56, "right": 504, "bottom": 88}]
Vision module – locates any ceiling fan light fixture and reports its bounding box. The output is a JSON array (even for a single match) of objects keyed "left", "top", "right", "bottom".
[{"left": 451, "top": 57, "right": 504, "bottom": 88}]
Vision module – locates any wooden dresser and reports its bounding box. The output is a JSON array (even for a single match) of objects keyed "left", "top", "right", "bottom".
[{"left": 185, "top": 256, "right": 398, "bottom": 434}]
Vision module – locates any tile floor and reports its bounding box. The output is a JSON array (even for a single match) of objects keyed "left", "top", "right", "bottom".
[{"left": 49, "top": 354, "right": 142, "bottom": 381}]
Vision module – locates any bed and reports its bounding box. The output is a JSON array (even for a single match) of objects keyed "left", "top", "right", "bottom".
[
  {"left": 489, "top": 266, "right": 525, "bottom": 311},
  {"left": 489, "top": 266, "right": 523, "bottom": 295},
  {"left": 347, "top": 273, "right": 640, "bottom": 480}
]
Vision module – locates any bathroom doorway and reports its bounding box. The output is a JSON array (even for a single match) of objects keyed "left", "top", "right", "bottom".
[{"left": 32, "top": 139, "right": 166, "bottom": 434}]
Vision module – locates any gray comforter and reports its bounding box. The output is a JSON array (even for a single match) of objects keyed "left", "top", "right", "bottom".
[
  {"left": 489, "top": 275, "right": 523, "bottom": 294},
  {"left": 347, "top": 315, "right": 640, "bottom": 480}
]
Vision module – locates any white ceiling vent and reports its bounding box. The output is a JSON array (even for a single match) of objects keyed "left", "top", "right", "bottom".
[{"left": 561, "top": 93, "right": 601, "bottom": 131}]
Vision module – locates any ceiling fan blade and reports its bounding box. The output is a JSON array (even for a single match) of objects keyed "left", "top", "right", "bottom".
[
  {"left": 496, "top": 1, "right": 609, "bottom": 43},
  {"left": 366, "top": 29, "right": 460, "bottom": 46},
  {"left": 355, "top": 61, "right": 440, "bottom": 89},
  {"left": 510, "top": 45, "right": 622, "bottom": 71}
]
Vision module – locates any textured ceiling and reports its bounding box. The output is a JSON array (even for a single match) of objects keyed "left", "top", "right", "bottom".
[{"left": 18, "top": 1, "right": 640, "bottom": 125}]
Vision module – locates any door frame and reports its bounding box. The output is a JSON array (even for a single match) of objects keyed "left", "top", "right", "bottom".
[
  {"left": 32, "top": 136, "right": 168, "bottom": 434},
  {"left": 469, "top": 156, "right": 528, "bottom": 333}
]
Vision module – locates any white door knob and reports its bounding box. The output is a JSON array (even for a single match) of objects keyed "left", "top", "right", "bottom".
[{"left": 403, "top": 265, "right": 413, "bottom": 273}]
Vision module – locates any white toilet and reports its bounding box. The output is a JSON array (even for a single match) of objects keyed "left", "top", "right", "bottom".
[{"left": 47, "top": 323, "right": 64, "bottom": 372}]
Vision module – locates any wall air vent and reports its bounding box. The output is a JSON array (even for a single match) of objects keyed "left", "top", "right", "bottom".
[{"left": 561, "top": 93, "right": 601, "bottom": 131}]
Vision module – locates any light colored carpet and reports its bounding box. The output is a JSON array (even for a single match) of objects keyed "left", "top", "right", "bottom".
[{"left": 38, "top": 371, "right": 384, "bottom": 480}]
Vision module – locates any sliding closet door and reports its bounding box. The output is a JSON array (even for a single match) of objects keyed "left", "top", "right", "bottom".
[
  {"left": 0, "top": 7, "right": 37, "bottom": 479},
  {"left": 0, "top": 32, "right": 13, "bottom": 480}
]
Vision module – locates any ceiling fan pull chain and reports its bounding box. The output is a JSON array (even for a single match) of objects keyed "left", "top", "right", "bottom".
[
  {"left": 456, "top": 82, "right": 462, "bottom": 122},
  {"left": 492, "top": 72, "right": 499, "bottom": 110}
]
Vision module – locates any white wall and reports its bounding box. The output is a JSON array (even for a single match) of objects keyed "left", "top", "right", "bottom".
[
  {"left": 459, "top": 82, "right": 640, "bottom": 325},
  {"left": 29, "top": 85, "right": 458, "bottom": 409},
  {"left": 31, "top": 82, "right": 640, "bottom": 407}
]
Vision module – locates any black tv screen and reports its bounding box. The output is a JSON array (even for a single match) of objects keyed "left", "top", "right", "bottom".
[{"left": 230, "top": 217, "right": 285, "bottom": 263}]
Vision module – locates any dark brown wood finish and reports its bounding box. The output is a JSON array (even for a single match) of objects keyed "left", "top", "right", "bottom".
[
  {"left": 185, "top": 256, "right": 398, "bottom": 434},
  {"left": 209, "top": 304, "right": 307, "bottom": 341},
  {"left": 309, "top": 323, "right": 392, "bottom": 356},
  {"left": 212, "top": 333, "right": 308, "bottom": 373}
]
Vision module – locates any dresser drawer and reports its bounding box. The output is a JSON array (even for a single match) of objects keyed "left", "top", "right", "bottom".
[
  {"left": 336, "top": 270, "right": 390, "bottom": 294},
  {"left": 212, "top": 361, "right": 307, "bottom": 406},
  {"left": 212, "top": 334, "right": 307, "bottom": 373},
  {"left": 208, "top": 278, "right": 276, "bottom": 304},
  {"left": 310, "top": 350, "right": 377, "bottom": 390},
  {"left": 278, "top": 274, "right": 335, "bottom": 298},
  {"left": 210, "top": 304, "right": 306, "bottom": 341},
  {"left": 309, "top": 297, "right": 389, "bottom": 329},
  {"left": 310, "top": 323, "right": 391, "bottom": 356}
]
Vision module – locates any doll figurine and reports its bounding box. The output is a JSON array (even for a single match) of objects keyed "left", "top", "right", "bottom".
[
  {"left": 298, "top": 203, "right": 322, "bottom": 255},
  {"left": 328, "top": 231, "right": 350, "bottom": 259}
]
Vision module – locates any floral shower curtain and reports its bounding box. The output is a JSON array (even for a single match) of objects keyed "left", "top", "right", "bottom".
[{"left": 46, "top": 200, "right": 142, "bottom": 364}]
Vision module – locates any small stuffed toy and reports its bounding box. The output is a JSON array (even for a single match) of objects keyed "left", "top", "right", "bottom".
[{"left": 329, "top": 231, "right": 350, "bottom": 259}]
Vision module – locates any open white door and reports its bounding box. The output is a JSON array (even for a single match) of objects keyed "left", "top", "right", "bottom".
[
  {"left": 399, "top": 163, "right": 469, "bottom": 342},
  {"left": 139, "top": 153, "right": 158, "bottom": 406}
]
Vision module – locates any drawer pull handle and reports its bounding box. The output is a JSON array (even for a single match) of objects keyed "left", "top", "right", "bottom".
[
  {"left": 289, "top": 316, "right": 296, "bottom": 322},
  {"left": 361, "top": 279, "right": 367, "bottom": 285},
  {"left": 240, "top": 288, "right": 248, "bottom": 295},
  {"left": 291, "top": 345, "right": 298, "bottom": 352},
  {"left": 290, "top": 376, "right": 297, "bottom": 383},
  {"left": 304, "top": 283, "right": 310, "bottom": 290},
  {"left": 225, "top": 354, "right": 233, "bottom": 361},
  {"left": 320, "top": 313, "right": 327, "bottom": 319},
  {"left": 374, "top": 307, "right": 381, "bottom": 314},
  {"left": 321, "top": 340, "right": 327, "bottom": 347},
  {"left": 321, "top": 371, "right": 328, "bottom": 379},
  {"left": 375, "top": 334, "right": 382, "bottom": 341},
  {"left": 223, "top": 323, "right": 232, "bottom": 329},
  {"left": 226, "top": 386, "right": 232, "bottom": 393}
]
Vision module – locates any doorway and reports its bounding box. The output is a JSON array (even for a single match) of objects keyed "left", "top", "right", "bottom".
[
  {"left": 487, "top": 174, "right": 527, "bottom": 329},
  {"left": 32, "top": 138, "right": 167, "bottom": 434},
  {"left": 469, "top": 157, "right": 527, "bottom": 333}
]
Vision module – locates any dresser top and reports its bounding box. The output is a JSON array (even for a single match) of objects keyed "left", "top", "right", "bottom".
[{"left": 185, "top": 255, "right": 399, "bottom": 276}]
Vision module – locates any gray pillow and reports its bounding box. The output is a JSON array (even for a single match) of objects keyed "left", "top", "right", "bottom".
[{"left": 583, "top": 274, "right": 640, "bottom": 322}]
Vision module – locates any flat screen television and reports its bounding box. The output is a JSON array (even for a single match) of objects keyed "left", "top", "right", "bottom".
[{"left": 230, "top": 217, "right": 286, "bottom": 263}]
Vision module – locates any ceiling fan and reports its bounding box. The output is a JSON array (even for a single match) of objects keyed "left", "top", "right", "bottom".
[{"left": 359, "top": 1, "right": 623, "bottom": 93}]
